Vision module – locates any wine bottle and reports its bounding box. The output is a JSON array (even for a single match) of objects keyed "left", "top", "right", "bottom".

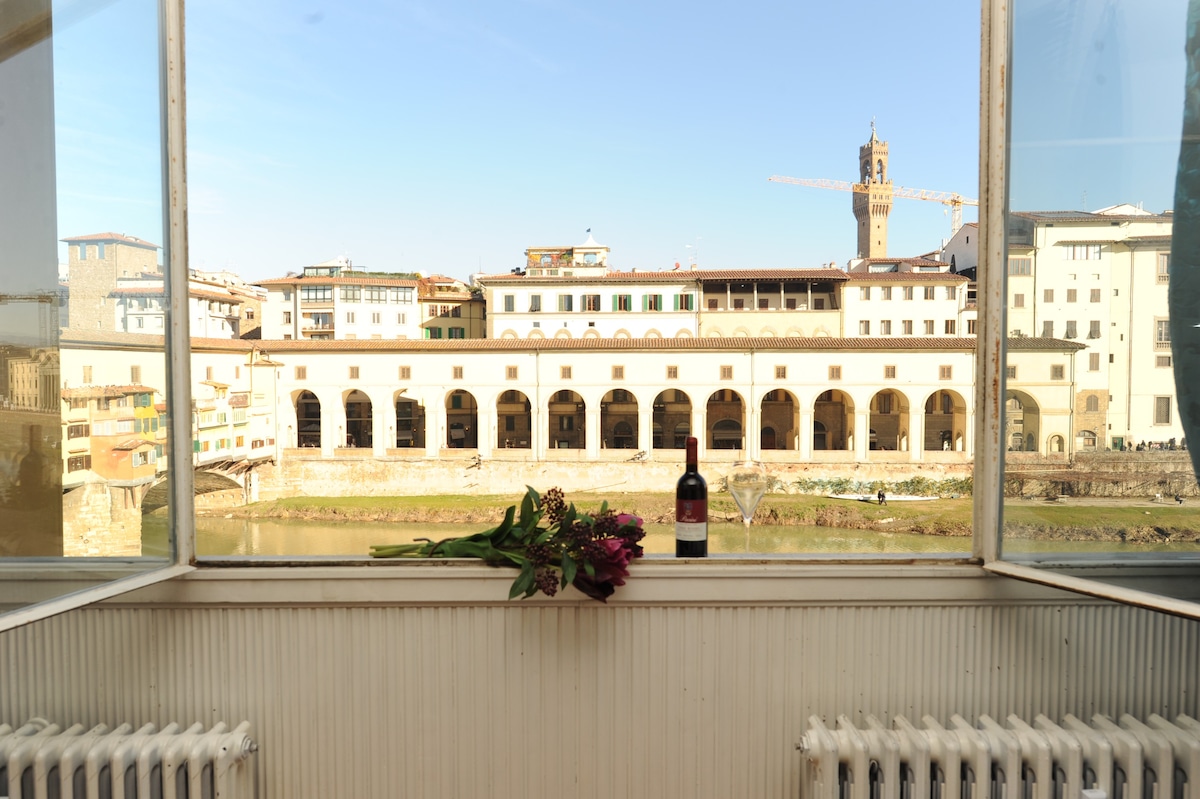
[{"left": 675, "top": 435, "right": 708, "bottom": 557}]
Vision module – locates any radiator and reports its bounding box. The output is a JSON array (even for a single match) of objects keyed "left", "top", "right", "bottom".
[
  {"left": 798, "top": 714, "right": 1200, "bottom": 799},
  {"left": 0, "top": 718, "right": 256, "bottom": 799}
]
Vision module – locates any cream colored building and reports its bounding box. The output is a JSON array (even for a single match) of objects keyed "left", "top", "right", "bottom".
[
  {"left": 257, "top": 259, "right": 422, "bottom": 341},
  {"left": 947, "top": 205, "right": 1179, "bottom": 450}
]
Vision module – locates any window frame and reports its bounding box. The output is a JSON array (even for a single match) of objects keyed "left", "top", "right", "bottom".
[{"left": 9, "top": 0, "right": 1193, "bottom": 632}]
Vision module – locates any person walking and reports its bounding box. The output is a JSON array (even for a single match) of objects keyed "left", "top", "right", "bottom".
[{"left": 877, "top": 489, "right": 887, "bottom": 506}]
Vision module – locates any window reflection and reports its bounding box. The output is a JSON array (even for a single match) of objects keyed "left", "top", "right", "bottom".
[
  {"left": 1, "top": 0, "right": 172, "bottom": 614},
  {"left": 1002, "top": 0, "right": 1198, "bottom": 568}
]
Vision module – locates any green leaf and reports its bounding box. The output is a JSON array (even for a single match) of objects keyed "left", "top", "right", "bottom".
[
  {"left": 561, "top": 504, "right": 577, "bottom": 531},
  {"left": 598, "top": 500, "right": 609, "bottom": 516},
  {"left": 518, "top": 492, "right": 535, "bottom": 531},
  {"left": 525, "top": 485, "right": 542, "bottom": 510},
  {"left": 561, "top": 552, "right": 578, "bottom": 586},
  {"left": 488, "top": 505, "right": 516, "bottom": 544},
  {"left": 583, "top": 561, "right": 596, "bottom": 578},
  {"left": 509, "top": 560, "right": 536, "bottom": 599}
]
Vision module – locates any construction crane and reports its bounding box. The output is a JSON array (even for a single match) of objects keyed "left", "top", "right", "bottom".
[{"left": 768, "top": 175, "right": 978, "bottom": 235}]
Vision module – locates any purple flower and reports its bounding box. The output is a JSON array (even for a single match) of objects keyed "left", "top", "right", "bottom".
[{"left": 616, "top": 513, "right": 643, "bottom": 529}]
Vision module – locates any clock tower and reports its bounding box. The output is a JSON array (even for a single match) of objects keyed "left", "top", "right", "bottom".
[{"left": 853, "top": 122, "right": 893, "bottom": 258}]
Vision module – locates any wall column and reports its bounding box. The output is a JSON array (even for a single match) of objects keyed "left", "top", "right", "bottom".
[
  {"left": 585, "top": 405, "right": 601, "bottom": 459},
  {"left": 638, "top": 401, "right": 653, "bottom": 454},
  {"left": 910, "top": 410, "right": 925, "bottom": 463},
  {"left": 798, "top": 407, "right": 813, "bottom": 460},
  {"left": 745, "top": 399, "right": 760, "bottom": 460},
  {"left": 853, "top": 408, "right": 869, "bottom": 461}
]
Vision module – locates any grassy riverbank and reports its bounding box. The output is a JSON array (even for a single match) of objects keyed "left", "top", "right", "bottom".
[{"left": 213, "top": 492, "right": 1200, "bottom": 542}]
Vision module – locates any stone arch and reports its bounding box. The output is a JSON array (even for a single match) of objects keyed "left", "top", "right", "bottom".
[
  {"left": 869, "top": 388, "right": 910, "bottom": 452},
  {"left": 394, "top": 390, "right": 425, "bottom": 448},
  {"left": 601, "top": 388, "right": 639, "bottom": 449},
  {"left": 924, "top": 389, "right": 967, "bottom": 451},
  {"left": 643, "top": 328, "right": 663, "bottom": 339},
  {"left": 812, "top": 326, "right": 833, "bottom": 337},
  {"left": 653, "top": 389, "right": 692, "bottom": 449},
  {"left": 758, "top": 327, "right": 779, "bottom": 338},
  {"left": 549, "top": 389, "right": 585, "bottom": 449},
  {"left": 342, "top": 389, "right": 373, "bottom": 448},
  {"left": 730, "top": 326, "right": 753, "bottom": 338},
  {"left": 1004, "top": 389, "right": 1041, "bottom": 453},
  {"left": 294, "top": 390, "right": 321, "bottom": 448},
  {"left": 1049, "top": 434, "right": 1065, "bottom": 453},
  {"left": 707, "top": 389, "right": 745, "bottom": 450},
  {"left": 582, "top": 328, "right": 601, "bottom": 339},
  {"left": 496, "top": 389, "right": 531, "bottom": 449},
  {"left": 674, "top": 329, "right": 694, "bottom": 338},
  {"left": 553, "top": 329, "right": 573, "bottom": 339},
  {"left": 785, "top": 326, "right": 805, "bottom": 337},
  {"left": 814, "top": 389, "right": 854, "bottom": 450},
  {"left": 1076, "top": 429, "right": 1098, "bottom": 451},
  {"left": 613, "top": 328, "right": 633, "bottom": 339},
  {"left": 760, "top": 388, "right": 798, "bottom": 450},
  {"left": 499, "top": 329, "right": 519, "bottom": 339},
  {"left": 445, "top": 389, "right": 478, "bottom": 448},
  {"left": 528, "top": 329, "right": 545, "bottom": 339}
]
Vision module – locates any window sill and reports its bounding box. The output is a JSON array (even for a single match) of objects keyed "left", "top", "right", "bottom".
[{"left": 76, "top": 556, "right": 1113, "bottom": 608}]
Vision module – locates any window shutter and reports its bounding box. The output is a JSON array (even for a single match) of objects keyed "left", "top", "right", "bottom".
[
  {"left": 612, "top": 295, "right": 619, "bottom": 311},
  {"left": 642, "top": 295, "right": 648, "bottom": 311},
  {"left": 673, "top": 294, "right": 679, "bottom": 311}
]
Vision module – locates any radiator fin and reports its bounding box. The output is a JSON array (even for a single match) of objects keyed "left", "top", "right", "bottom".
[
  {"left": 0, "top": 718, "right": 256, "bottom": 799},
  {"left": 798, "top": 714, "right": 1200, "bottom": 799}
]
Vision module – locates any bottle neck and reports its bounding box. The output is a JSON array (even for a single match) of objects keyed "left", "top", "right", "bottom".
[{"left": 685, "top": 438, "right": 698, "bottom": 471}]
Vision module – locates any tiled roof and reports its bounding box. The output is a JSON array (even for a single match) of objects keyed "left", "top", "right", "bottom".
[
  {"left": 61, "top": 384, "right": 157, "bottom": 399},
  {"left": 61, "top": 329, "right": 1083, "bottom": 353},
  {"left": 61, "top": 232, "right": 160, "bottom": 249},
  {"left": 843, "top": 272, "right": 968, "bottom": 282},
  {"left": 256, "top": 276, "right": 419, "bottom": 287},
  {"left": 1006, "top": 336, "right": 1087, "bottom": 351},
  {"left": 480, "top": 268, "right": 849, "bottom": 285},
  {"left": 1012, "top": 210, "right": 1173, "bottom": 223}
]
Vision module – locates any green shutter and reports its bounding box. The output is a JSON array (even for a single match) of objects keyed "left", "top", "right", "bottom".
[
  {"left": 673, "top": 294, "right": 679, "bottom": 311},
  {"left": 641, "top": 295, "right": 648, "bottom": 311},
  {"left": 612, "top": 295, "right": 618, "bottom": 311}
]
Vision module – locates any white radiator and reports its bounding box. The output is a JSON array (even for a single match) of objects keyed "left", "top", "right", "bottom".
[
  {"left": 0, "top": 718, "right": 256, "bottom": 799},
  {"left": 798, "top": 714, "right": 1200, "bottom": 799}
]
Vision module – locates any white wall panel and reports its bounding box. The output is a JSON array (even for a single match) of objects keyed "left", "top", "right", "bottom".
[{"left": 1, "top": 599, "right": 1196, "bottom": 799}]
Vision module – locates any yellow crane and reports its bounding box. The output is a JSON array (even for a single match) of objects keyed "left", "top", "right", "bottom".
[{"left": 768, "top": 175, "right": 978, "bottom": 235}]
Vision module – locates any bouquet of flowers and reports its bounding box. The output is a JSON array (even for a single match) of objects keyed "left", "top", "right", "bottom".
[{"left": 369, "top": 487, "right": 645, "bottom": 602}]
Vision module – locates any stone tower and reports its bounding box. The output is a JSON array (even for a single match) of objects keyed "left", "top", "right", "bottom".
[
  {"left": 853, "top": 123, "right": 893, "bottom": 258},
  {"left": 62, "top": 233, "right": 160, "bottom": 332}
]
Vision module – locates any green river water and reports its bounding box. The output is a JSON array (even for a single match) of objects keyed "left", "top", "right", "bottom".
[{"left": 182, "top": 517, "right": 1182, "bottom": 557}]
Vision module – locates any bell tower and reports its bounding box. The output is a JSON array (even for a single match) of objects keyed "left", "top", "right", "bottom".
[{"left": 852, "top": 122, "right": 893, "bottom": 258}]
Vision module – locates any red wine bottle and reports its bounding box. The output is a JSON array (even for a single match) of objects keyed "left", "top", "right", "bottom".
[{"left": 675, "top": 436, "right": 708, "bottom": 557}]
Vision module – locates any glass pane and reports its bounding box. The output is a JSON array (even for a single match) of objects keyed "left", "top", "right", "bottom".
[
  {"left": 0, "top": 0, "right": 174, "bottom": 614},
  {"left": 1003, "top": 0, "right": 1200, "bottom": 593},
  {"left": 185, "top": 3, "right": 979, "bottom": 558}
]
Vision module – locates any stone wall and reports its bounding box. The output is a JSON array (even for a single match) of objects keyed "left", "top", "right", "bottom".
[
  {"left": 61, "top": 482, "right": 141, "bottom": 556},
  {"left": 256, "top": 454, "right": 974, "bottom": 499}
]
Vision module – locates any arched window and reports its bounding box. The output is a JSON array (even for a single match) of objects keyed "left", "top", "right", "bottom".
[{"left": 1085, "top": 395, "right": 1099, "bottom": 413}]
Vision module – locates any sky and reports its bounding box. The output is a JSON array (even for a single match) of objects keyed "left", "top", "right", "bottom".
[{"left": 47, "top": 0, "right": 1187, "bottom": 284}]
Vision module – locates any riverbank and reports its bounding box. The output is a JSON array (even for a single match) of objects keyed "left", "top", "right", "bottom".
[{"left": 204, "top": 492, "right": 1200, "bottom": 542}]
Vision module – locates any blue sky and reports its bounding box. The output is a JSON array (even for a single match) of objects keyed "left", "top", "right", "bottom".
[{"left": 51, "top": 0, "right": 1187, "bottom": 283}]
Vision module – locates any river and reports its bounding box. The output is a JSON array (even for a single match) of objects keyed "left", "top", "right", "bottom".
[{"left": 182, "top": 517, "right": 1174, "bottom": 557}]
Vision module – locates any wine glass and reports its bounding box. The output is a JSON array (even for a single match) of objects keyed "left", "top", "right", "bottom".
[{"left": 727, "top": 460, "right": 769, "bottom": 543}]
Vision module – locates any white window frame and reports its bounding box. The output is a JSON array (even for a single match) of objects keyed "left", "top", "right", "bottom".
[{"left": 7, "top": 0, "right": 1196, "bottom": 634}]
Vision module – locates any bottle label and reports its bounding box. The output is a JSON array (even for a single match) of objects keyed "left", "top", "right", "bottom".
[{"left": 675, "top": 499, "right": 707, "bottom": 541}]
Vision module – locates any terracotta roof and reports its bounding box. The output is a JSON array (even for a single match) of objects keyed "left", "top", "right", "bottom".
[
  {"left": 256, "top": 276, "right": 419, "bottom": 287},
  {"left": 112, "top": 438, "right": 154, "bottom": 451},
  {"left": 1012, "top": 210, "right": 1173, "bottom": 223},
  {"left": 843, "top": 272, "right": 968, "bottom": 282},
  {"left": 61, "top": 384, "right": 157, "bottom": 399},
  {"left": 61, "top": 232, "right": 160, "bottom": 249},
  {"left": 109, "top": 286, "right": 244, "bottom": 304},
  {"left": 1006, "top": 336, "right": 1087, "bottom": 351},
  {"left": 480, "top": 268, "right": 848, "bottom": 285},
  {"left": 61, "top": 329, "right": 1081, "bottom": 354}
]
